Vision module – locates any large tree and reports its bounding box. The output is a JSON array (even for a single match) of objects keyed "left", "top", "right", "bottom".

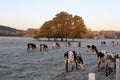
[{"left": 39, "top": 11, "right": 88, "bottom": 41}]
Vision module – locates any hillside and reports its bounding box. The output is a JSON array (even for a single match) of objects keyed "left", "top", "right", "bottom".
[
  {"left": 0, "top": 25, "right": 25, "bottom": 36},
  {"left": 0, "top": 25, "right": 17, "bottom": 32}
]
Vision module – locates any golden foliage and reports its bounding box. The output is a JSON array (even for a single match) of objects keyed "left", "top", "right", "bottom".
[{"left": 39, "top": 11, "right": 89, "bottom": 39}]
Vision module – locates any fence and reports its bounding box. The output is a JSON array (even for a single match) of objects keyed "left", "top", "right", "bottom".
[
  {"left": 88, "top": 73, "right": 95, "bottom": 80},
  {"left": 116, "top": 59, "right": 120, "bottom": 80}
]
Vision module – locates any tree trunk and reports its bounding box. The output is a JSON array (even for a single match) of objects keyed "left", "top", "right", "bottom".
[
  {"left": 48, "top": 37, "right": 50, "bottom": 41},
  {"left": 61, "top": 37, "right": 63, "bottom": 41},
  {"left": 65, "top": 35, "right": 67, "bottom": 42},
  {"left": 72, "top": 38, "right": 74, "bottom": 42}
]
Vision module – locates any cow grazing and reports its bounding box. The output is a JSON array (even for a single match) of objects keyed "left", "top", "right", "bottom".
[
  {"left": 117, "top": 41, "right": 120, "bottom": 45},
  {"left": 93, "top": 46, "right": 118, "bottom": 76},
  {"left": 111, "top": 41, "right": 117, "bottom": 46},
  {"left": 93, "top": 46, "right": 108, "bottom": 71},
  {"left": 105, "top": 53, "right": 116, "bottom": 76},
  {"left": 78, "top": 42, "right": 81, "bottom": 47},
  {"left": 40, "top": 44, "right": 48, "bottom": 51},
  {"left": 52, "top": 42, "right": 60, "bottom": 49},
  {"left": 101, "top": 41, "right": 106, "bottom": 46},
  {"left": 66, "top": 42, "right": 71, "bottom": 47},
  {"left": 105, "top": 53, "right": 120, "bottom": 76},
  {"left": 87, "top": 45, "right": 96, "bottom": 52},
  {"left": 64, "top": 51, "right": 86, "bottom": 72},
  {"left": 115, "top": 54, "right": 120, "bottom": 59},
  {"left": 27, "top": 43, "right": 37, "bottom": 51}
]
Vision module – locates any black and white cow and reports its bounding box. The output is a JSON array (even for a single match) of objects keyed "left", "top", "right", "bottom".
[
  {"left": 64, "top": 51, "right": 86, "bottom": 72},
  {"left": 93, "top": 46, "right": 108, "bottom": 71},
  {"left": 111, "top": 41, "right": 117, "bottom": 46},
  {"left": 40, "top": 44, "right": 48, "bottom": 51},
  {"left": 106, "top": 53, "right": 120, "bottom": 76},
  {"left": 52, "top": 42, "right": 60, "bottom": 49},
  {"left": 87, "top": 44, "right": 96, "bottom": 52},
  {"left": 66, "top": 42, "right": 71, "bottom": 47},
  {"left": 101, "top": 41, "right": 106, "bottom": 46},
  {"left": 27, "top": 43, "right": 37, "bottom": 51},
  {"left": 105, "top": 53, "right": 116, "bottom": 76},
  {"left": 78, "top": 42, "right": 81, "bottom": 47}
]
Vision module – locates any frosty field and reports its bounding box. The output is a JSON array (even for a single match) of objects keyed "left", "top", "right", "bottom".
[{"left": 0, "top": 37, "right": 119, "bottom": 80}]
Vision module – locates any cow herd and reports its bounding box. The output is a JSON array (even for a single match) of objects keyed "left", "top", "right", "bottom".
[
  {"left": 27, "top": 42, "right": 61, "bottom": 51},
  {"left": 27, "top": 40, "right": 120, "bottom": 76}
]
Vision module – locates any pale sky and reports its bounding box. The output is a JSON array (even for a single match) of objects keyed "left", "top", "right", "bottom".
[{"left": 0, "top": 0, "right": 120, "bottom": 31}]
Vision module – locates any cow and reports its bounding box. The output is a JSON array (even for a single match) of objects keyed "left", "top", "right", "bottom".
[
  {"left": 66, "top": 41, "right": 71, "bottom": 47},
  {"left": 52, "top": 42, "right": 60, "bottom": 49},
  {"left": 78, "top": 41, "right": 81, "bottom": 47},
  {"left": 87, "top": 44, "right": 96, "bottom": 52},
  {"left": 111, "top": 41, "right": 117, "bottom": 46},
  {"left": 27, "top": 43, "right": 37, "bottom": 51},
  {"left": 101, "top": 41, "right": 106, "bottom": 46},
  {"left": 105, "top": 53, "right": 116, "bottom": 76},
  {"left": 40, "top": 44, "right": 48, "bottom": 51},
  {"left": 64, "top": 51, "right": 86, "bottom": 72},
  {"left": 104, "top": 53, "right": 120, "bottom": 76},
  {"left": 93, "top": 46, "right": 108, "bottom": 71}
]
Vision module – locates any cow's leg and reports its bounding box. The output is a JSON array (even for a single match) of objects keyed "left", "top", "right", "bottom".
[
  {"left": 114, "top": 63, "right": 116, "bottom": 74},
  {"left": 87, "top": 48, "right": 89, "bottom": 52},
  {"left": 65, "top": 60, "right": 68, "bottom": 73},
  {"left": 107, "top": 66, "right": 112, "bottom": 76},
  {"left": 72, "top": 65, "right": 74, "bottom": 70},
  {"left": 75, "top": 62, "right": 78, "bottom": 70},
  {"left": 106, "top": 62, "right": 109, "bottom": 76},
  {"left": 98, "top": 61, "right": 101, "bottom": 71},
  {"left": 40, "top": 47, "right": 42, "bottom": 51},
  {"left": 109, "top": 67, "right": 112, "bottom": 75}
]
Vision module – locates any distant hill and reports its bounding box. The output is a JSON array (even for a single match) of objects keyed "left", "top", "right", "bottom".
[
  {"left": 0, "top": 25, "right": 17, "bottom": 32},
  {"left": 0, "top": 25, "right": 26, "bottom": 36}
]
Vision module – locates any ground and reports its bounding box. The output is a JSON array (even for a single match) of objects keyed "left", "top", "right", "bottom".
[{"left": 0, "top": 37, "right": 119, "bottom": 80}]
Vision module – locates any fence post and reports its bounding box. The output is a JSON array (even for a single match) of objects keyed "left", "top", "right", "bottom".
[
  {"left": 116, "top": 59, "right": 120, "bottom": 80},
  {"left": 88, "top": 73, "right": 95, "bottom": 80}
]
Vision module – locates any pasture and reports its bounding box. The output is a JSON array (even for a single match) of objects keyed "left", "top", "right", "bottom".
[{"left": 0, "top": 37, "right": 119, "bottom": 80}]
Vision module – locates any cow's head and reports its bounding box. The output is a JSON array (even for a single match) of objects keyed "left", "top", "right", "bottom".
[
  {"left": 76, "top": 53, "right": 86, "bottom": 70},
  {"left": 80, "top": 63, "right": 86, "bottom": 70}
]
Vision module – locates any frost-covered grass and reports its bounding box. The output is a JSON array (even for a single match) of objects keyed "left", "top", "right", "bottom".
[{"left": 0, "top": 37, "right": 119, "bottom": 80}]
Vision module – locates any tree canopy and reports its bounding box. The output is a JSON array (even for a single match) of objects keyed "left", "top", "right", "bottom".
[{"left": 38, "top": 11, "right": 89, "bottom": 41}]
